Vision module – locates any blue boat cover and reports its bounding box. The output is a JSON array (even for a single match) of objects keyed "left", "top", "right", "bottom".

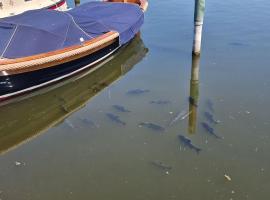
[{"left": 0, "top": 1, "right": 144, "bottom": 59}]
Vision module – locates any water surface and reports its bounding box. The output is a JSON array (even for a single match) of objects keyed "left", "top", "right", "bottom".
[{"left": 0, "top": 0, "right": 270, "bottom": 199}]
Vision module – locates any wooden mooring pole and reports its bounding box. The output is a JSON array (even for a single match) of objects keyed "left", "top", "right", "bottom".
[
  {"left": 193, "top": 0, "right": 205, "bottom": 55},
  {"left": 75, "top": 0, "right": 80, "bottom": 6}
]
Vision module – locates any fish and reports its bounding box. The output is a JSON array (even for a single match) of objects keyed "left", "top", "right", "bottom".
[
  {"left": 65, "top": 119, "right": 76, "bottom": 129},
  {"left": 138, "top": 122, "right": 165, "bottom": 132},
  {"left": 201, "top": 122, "right": 222, "bottom": 139},
  {"left": 229, "top": 42, "right": 246, "bottom": 47},
  {"left": 224, "top": 174, "right": 232, "bottom": 181},
  {"left": 188, "top": 96, "right": 198, "bottom": 107},
  {"left": 106, "top": 113, "right": 126, "bottom": 126},
  {"left": 178, "top": 135, "right": 202, "bottom": 154},
  {"left": 79, "top": 117, "right": 99, "bottom": 128},
  {"left": 204, "top": 111, "right": 220, "bottom": 124},
  {"left": 112, "top": 105, "right": 131, "bottom": 113},
  {"left": 60, "top": 105, "right": 69, "bottom": 113},
  {"left": 206, "top": 99, "right": 214, "bottom": 113},
  {"left": 54, "top": 95, "right": 66, "bottom": 103},
  {"left": 100, "top": 82, "right": 108, "bottom": 87},
  {"left": 126, "top": 89, "right": 150, "bottom": 95},
  {"left": 150, "top": 160, "right": 172, "bottom": 171},
  {"left": 169, "top": 110, "right": 191, "bottom": 126},
  {"left": 14, "top": 161, "right": 26, "bottom": 167},
  {"left": 149, "top": 100, "right": 171, "bottom": 105}
]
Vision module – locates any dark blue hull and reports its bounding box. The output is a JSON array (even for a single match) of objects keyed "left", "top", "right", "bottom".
[{"left": 0, "top": 39, "right": 119, "bottom": 101}]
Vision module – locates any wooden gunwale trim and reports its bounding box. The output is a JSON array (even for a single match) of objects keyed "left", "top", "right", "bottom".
[
  {"left": 0, "top": 31, "right": 119, "bottom": 75},
  {"left": 0, "top": 31, "right": 118, "bottom": 65}
]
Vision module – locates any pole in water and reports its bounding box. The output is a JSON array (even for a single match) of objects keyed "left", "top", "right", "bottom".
[
  {"left": 188, "top": 54, "right": 200, "bottom": 134},
  {"left": 75, "top": 0, "right": 80, "bottom": 6},
  {"left": 193, "top": 0, "right": 205, "bottom": 55}
]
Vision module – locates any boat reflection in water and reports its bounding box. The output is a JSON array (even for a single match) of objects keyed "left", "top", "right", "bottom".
[
  {"left": 188, "top": 54, "right": 200, "bottom": 134},
  {"left": 0, "top": 36, "right": 148, "bottom": 155}
]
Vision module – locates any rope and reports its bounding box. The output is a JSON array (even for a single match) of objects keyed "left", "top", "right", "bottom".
[
  {"left": 0, "top": 24, "right": 18, "bottom": 59},
  {"left": 60, "top": 19, "right": 72, "bottom": 48},
  {"left": 63, "top": 12, "right": 94, "bottom": 39}
]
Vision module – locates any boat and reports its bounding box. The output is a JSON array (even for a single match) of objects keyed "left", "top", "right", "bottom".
[
  {"left": 0, "top": 0, "right": 68, "bottom": 18},
  {"left": 0, "top": 36, "right": 148, "bottom": 154},
  {"left": 0, "top": 0, "right": 148, "bottom": 102}
]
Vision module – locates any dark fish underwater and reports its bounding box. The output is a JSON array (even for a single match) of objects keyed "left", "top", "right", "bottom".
[
  {"left": 206, "top": 99, "right": 214, "bottom": 113},
  {"left": 150, "top": 160, "right": 172, "bottom": 171},
  {"left": 149, "top": 100, "right": 171, "bottom": 105},
  {"left": 106, "top": 113, "right": 126, "bottom": 126},
  {"left": 139, "top": 122, "right": 165, "bottom": 132},
  {"left": 112, "top": 105, "right": 131, "bottom": 113},
  {"left": 201, "top": 122, "right": 222, "bottom": 139},
  {"left": 78, "top": 117, "right": 99, "bottom": 128},
  {"left": 178, "top": 135, "right": 202, "bottom": 154},
  {"left": 228, "top": 42, "right": 248, "bottom": 47},
  {"left": 204, "top": 111, "right": 220, "bottom": 124},
  {"left": 126, "top": 89, "right": 150, "bottom": 95}
]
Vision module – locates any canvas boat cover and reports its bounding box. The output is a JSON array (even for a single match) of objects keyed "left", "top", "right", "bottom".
[{"left": 0, "top": 1, "right": 144, "bottom": 59}]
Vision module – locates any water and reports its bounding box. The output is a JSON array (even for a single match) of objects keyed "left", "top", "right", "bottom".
[{"left": 0, "top": 0, "right": 270, "bottom": 199}]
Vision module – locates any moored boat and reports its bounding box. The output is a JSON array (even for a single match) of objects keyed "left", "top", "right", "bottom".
[
  {"left": 0, "top": 0, "right": 148, "bottom": 102},
  {"left": 0, "top": 0, "right": 68, "bottom": 18}
]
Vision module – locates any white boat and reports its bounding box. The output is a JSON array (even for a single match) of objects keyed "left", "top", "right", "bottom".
[{"left": 0, "top": 0, "right": 67, "bottom": 18}]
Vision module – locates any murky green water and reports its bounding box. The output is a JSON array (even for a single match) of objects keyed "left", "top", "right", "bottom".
[{"left": 1, "top": 0, "right": 270, "bottom": 199}]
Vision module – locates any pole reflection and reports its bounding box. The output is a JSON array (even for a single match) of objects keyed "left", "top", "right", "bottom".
[
  {"left": 188, "top": 54, "right": 200, "bottom": 134},
  {"left": 74, "top": 0, "right": 80, "bottom": 7}
]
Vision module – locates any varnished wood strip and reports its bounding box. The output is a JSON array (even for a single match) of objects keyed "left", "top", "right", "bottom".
[
  {"left": 0, "top": 31, "right": 118, "bottom": 65},
  {"left": 0, "top": 32, "right": 119, "bottom": 75}
]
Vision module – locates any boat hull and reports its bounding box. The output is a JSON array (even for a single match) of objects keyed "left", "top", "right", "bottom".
[{"left": 0, "top": 38, "right": 119, "bottom": 101}]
